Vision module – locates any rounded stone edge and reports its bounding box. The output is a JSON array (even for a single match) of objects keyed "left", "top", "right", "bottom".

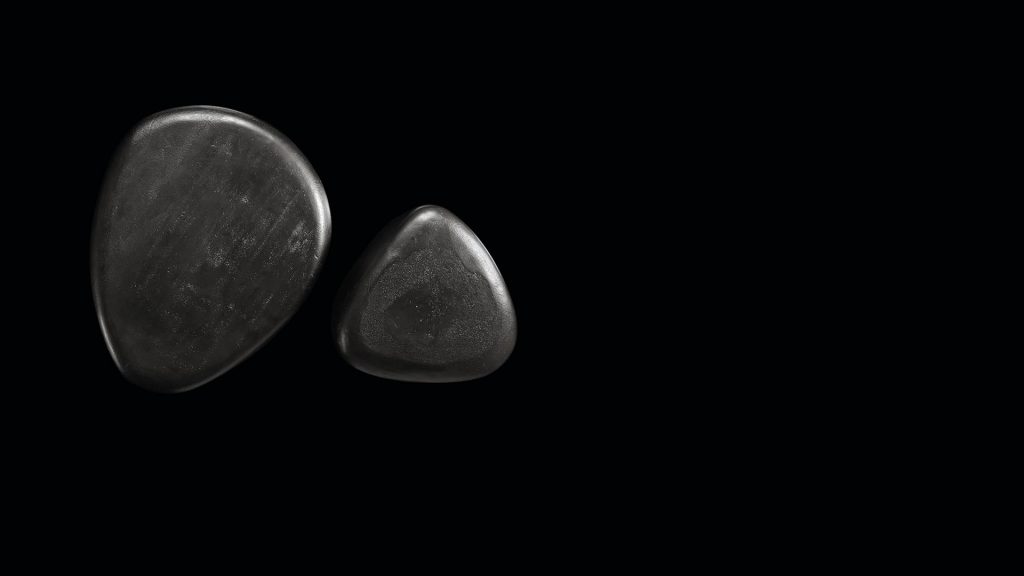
[
  {"left": 91, "top": 105, "right": 332, "bottom": 393},
  {"left": 335, "top": 204, "right": 517, "bottom": 383}
]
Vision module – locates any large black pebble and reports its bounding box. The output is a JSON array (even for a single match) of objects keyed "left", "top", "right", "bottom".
[
  {"left": 334, "top": 205, "right": 516, "bottom": 382},
  {"left": 92, "top": 106, "right": 330, "bottom": 392}
]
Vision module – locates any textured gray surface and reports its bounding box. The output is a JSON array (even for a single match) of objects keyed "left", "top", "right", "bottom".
[
  {"left": 335, "top": 205, "right": 515, "bottom": 382},
  {"left": 92, "top": 106, "right": 330, "bottom": 392}
]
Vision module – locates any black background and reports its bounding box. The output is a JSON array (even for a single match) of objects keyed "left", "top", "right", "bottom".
[
  {"left": 1, "top": 9, "right": 883, "bottom": 557},
  {"left": 12, "top": 48, "right": 616, "bottom": 479},
  {"left": 2, "top": 17, "right": 740, "bottom": 554},
  {"left": 0, "top": 10, "right": 741, "bottom": 559}
]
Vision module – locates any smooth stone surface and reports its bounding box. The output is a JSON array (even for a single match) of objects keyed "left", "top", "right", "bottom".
[
  {"left": 334, "top": 205, "right": 516, "bottom": 382},
  {"left": 92, "top": 106, "right": 331, "bottom": 392}
]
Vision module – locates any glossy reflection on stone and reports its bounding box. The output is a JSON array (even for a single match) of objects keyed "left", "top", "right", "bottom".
[
  {"left": 92, "top": 106, "right": 331, "bottom": 392},
  {"left": 334, "top": 205, "right": 516, "bottom": 382}
]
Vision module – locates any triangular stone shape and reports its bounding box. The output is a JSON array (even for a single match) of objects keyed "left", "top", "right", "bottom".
[{"left": 334, "top": 205, "right": 516, "bottom": 382}]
